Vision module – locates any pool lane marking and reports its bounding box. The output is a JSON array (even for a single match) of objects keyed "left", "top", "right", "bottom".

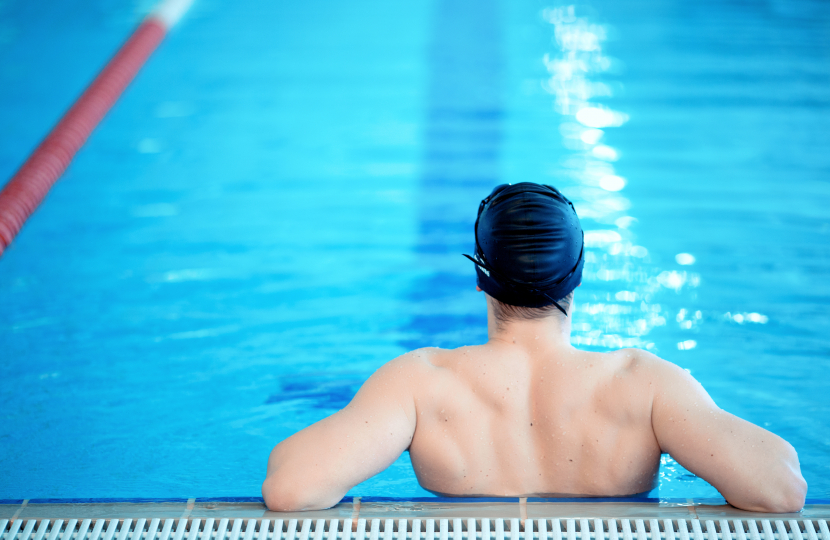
[
  {"left": 351, "top": 497, "right": 361, "bottom": 522},
  {"left": 0, "top": 0, "right": 194, "bottom": 258},
  {"left": 686, "top": 499, "right": 698, "bottom": 518},
  {"left": 9, "top": 499, "right": 28, "bottom": 522},
  {"left": 180, "top": 499, "right": 196, "bottom": 519}
]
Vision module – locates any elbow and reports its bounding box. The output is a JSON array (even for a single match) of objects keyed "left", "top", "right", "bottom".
[
  {"left": 766, "top": 474, "right": 807, "bottom": 513},
  {"left": 262, "top": 473, "right": 340, "bottom": 512},
  {"left": 262, "top": 476, "right": 292, "bottom": 512},
  {"left": 766, "top": 445, "right": 808, "bottom": 513},
  {"left": 738, "top": 469, "right": 807, "bottom": 513},
  {"left": 262, "top": 475, "right": 309, "bottom": 511}
]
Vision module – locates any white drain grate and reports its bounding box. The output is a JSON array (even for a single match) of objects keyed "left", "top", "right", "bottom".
[{"left": 1, "top": 518, "right": 829, "bottom": 540}]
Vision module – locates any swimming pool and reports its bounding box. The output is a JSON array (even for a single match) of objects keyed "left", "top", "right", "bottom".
[{"left": 0, "top": 0, "right": 828, "bottom": 502}]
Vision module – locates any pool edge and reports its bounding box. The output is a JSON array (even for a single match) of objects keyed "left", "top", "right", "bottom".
[{"left": 2, "top": 499, "right": 829, "bottom": 520}]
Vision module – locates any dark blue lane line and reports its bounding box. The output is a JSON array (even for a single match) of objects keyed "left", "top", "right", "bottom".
[{"left": 399, "top": 0, "right": 504, "bottom": 351}]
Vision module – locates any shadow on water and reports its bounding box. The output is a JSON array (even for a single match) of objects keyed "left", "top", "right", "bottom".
[{"left": 399, "top": 0, "right": 504, "bottom": 351}]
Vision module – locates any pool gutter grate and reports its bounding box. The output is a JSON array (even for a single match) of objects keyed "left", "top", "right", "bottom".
[{"left": 1, "top": 518, "right": 829, "bottom": 540}]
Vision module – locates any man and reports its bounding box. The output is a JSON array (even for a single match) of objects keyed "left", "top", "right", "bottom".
[{"left": 262, "top": 182, "right": 807, "bottom": 512}]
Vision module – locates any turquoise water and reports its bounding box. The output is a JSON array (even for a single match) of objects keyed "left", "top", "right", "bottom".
[{"left": 0, "top": 0, "right": 828, "bottom": 500}]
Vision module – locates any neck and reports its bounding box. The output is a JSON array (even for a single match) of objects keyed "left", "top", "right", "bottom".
[{"left": 485, "top": 299, "right": 573, "bottom": 349}]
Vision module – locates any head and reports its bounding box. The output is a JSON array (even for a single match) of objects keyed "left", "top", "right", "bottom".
[{"left": 464, "top": 182, "right": 584, "bottom": 325}]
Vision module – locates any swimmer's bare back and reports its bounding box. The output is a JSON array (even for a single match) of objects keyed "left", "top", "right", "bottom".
[
  {"left": 407, "top": 345, "right": 661, "bottom": 498},
  {"left": 263, "top": 338, "right": 806, "bottom": 513}
]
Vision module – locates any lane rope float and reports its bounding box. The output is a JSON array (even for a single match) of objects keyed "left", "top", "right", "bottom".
[{"left": 0, "top": 0, "right": 194, "bottom": 257}]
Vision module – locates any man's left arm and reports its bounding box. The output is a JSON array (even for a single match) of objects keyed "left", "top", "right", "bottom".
[{"left": 262, "top": 354, "right": 421, "bottom": 511}]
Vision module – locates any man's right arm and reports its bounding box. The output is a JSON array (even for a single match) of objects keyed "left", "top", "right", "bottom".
[{"left": 646, "top": 353, "right": 807, "bottom": 513}]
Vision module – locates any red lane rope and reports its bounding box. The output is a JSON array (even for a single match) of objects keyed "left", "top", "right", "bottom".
[{"left": 0, "top": 17, "right": 168, "bottom": 257}]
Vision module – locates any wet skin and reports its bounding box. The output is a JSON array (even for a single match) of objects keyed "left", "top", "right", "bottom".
[
  {"left": 263, "top": 293, "right": 806, "bottom": 513},
  {"left": 405, "top": 343, "right": 661, "bottom": 499}
]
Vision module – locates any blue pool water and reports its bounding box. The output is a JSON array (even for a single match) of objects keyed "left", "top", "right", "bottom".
[{"left": 1, "top": 0, "right": 829, "bottom": 500}]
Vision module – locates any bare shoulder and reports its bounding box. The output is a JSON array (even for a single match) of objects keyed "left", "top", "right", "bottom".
[
  {"left": 381, "top": 346, "right": 485, "bottom": 401},
  {"left": 396, "top": 345, "right": 484, "bottom": 369},
  {"left": 605, "top": 347, "right": 692, "bottom": 384},
  {"left": 627, "top": 349, "right": 711, "bottom": 403},
  {"left": 370, "top": 347, "right": 451, "bottom": 386},
  {"left": 342, "top": 349, "right": 446, "bottom": 425},
  {"left": 386, "top": 347, "right": 445, "bottom": 371},
  {"left": 591, "top": 348, "right": 706, "bottom": 415}
]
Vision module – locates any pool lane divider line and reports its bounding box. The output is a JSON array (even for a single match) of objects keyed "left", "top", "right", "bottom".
[
  {"left": 9, "top": 499, "right": 28, "bottom": 523},
  {"left": 686, "top": 498, "right": 699, "bottom": 518},
  {"left": 0, "top": 0, "right": 194, "bottom": 258},
  {"left": 351, "top": 497, "right": 361, "bottom": 523},
  {"left": 181, "top": 499, "right": 196, "bottom": 520}
]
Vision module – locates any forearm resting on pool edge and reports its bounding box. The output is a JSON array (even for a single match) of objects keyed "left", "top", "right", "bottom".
[
  {"left": 651, "top": 361, "right": 807, "bottom": 513},
  {"left": 706, "top": 432, "right": 806, "bottom": 513},
  {"left": 262, "top": 435, "right": 351, "bottom": 512},
  {"left": 263, "top": 370, "right": 417, "bottom": 512}
]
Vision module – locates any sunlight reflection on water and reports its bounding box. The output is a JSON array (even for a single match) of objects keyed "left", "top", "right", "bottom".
[{"left": 542, "top": 5, "right": 701, "bottom": 354}]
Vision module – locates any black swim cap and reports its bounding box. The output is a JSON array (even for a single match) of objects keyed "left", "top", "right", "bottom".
[{"left": 463, "top": 183, "right": 584, "bottom": 315}]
